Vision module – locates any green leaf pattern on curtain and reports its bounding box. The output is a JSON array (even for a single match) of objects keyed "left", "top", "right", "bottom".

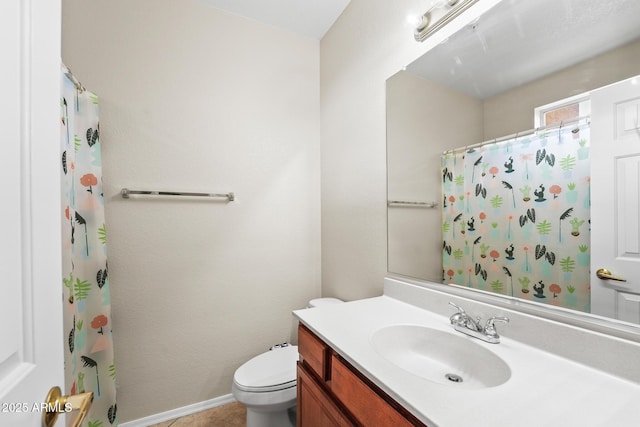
[
  {"left": 441, "top": 121, "right": 591, "bottom": 312},
  {"left": 61, "top": 72, "right": 117, "bottom": 426}
]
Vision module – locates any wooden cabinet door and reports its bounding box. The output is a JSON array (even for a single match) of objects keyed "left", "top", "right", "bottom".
[
  {"left": 330, "top": 354, "right": 424, "bottom": 426},
  {"left": 298, "top": 323, "right": 329, "bottom": 379},
  {"left": 297, "top": 363, "right": 354, "bottom": 427}
]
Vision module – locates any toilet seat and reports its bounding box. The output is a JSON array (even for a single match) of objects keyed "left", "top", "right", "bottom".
[{"left": 233, "top": 345, "right": 298, "bottom": 393}]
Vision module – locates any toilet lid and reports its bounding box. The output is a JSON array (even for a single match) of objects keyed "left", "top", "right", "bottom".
[{"left": 234, "top": 345, "right": 298, "bottom": 392}]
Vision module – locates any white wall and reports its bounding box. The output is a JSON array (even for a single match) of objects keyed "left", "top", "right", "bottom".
[{"left": 62, "top": 0, "right": 320, "bottom": 421}]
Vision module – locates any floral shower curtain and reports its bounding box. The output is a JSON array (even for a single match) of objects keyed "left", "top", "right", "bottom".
[
  {"left": 61, "top": 69, "right": 117, "bottom": 426},
  {"left": 441, "top": 119, "right": 591, "bottom": 312}
]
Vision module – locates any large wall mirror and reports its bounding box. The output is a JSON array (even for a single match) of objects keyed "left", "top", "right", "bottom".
[{"left": 387, "top": 0, "right": 640, "bottom": 331}]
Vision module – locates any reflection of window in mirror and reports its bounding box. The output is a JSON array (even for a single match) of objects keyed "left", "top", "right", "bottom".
[{"left": 534, "top": 92, "right": 591, "bottom": 127}]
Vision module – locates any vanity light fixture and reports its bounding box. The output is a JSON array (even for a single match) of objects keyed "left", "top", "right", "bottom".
[{"left": 414, "top": 0, "right": 479, "bottom": 42}]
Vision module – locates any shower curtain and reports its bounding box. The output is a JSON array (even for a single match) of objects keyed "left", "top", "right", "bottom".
[
  {"left": 61, "top": 69, "right": 117, "bottom": 426},
  {"left": 441, "top": 119, "right": 591, "bottom": 312}
]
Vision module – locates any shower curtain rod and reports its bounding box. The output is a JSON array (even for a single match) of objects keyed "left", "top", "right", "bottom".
[
  {"left": 62, "top": 63, "right": 86, "bottom": 92},
  {"left": 442, "top": 115, "right": 590, "bottom": 155}
]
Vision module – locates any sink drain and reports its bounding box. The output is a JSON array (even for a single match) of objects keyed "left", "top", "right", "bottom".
[{"left": 445, "top": 373, "right": 463, "bottom": 383}]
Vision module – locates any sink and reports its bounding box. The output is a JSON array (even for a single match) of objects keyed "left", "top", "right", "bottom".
[{"left": 370, "top": 325, "right": 511, "bottom": 389}]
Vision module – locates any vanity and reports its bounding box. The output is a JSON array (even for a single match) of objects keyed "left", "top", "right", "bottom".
[
  {"left": 296, "top": 324, "right": 424, "bottom": 426},
  {"left": 294, "top": 278, "right": 640, "bottom": 427}
]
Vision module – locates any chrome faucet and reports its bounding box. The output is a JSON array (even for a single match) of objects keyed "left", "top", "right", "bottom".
[{"left": 448, "top": 302, "right": 509, "bottom": 344}]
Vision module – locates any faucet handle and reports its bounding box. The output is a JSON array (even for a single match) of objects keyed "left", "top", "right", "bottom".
[
  {"left": 484, "top": 316, "right": 509, "bottom": 338},
  {"left": 448, "top": 301, "right": 466, "bottom": 314},
  {"left": 448, "top": 302, "right": 467, "bottom": 325}
]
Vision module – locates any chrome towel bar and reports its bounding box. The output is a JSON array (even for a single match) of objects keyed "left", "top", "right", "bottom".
[
  {"left": 387, "top": 200, "right": 438, "bottom": 208},
  {"left": 121, "top": 188, "right": 234, "bottom": 201}
]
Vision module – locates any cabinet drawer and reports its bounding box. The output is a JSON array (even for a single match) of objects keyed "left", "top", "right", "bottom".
[
  {"left": 298, "top": 324, "right": 329, "bottom": 380},
  {"left": 330, "top": 354, "right": 423, "bottom": 427}
]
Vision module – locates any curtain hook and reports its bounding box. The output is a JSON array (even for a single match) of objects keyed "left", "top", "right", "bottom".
[{"left": 559, "top": 120, "right": 564, "bottom": 137}]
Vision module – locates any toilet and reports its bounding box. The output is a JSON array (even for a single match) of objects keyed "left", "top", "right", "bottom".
[{"left": 232, "top": 298, "right": 343, "bottom": 427}]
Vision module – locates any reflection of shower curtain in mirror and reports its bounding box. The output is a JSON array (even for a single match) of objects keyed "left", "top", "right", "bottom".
[
  {"left": 61, "top": 71, "right": 118, "bottom": 426},
  {"left": 441, "top": 119, "right": 591, "bottom": 312}
]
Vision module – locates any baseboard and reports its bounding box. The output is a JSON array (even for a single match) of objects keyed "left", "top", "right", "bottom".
[{"left": 119, "top": 394, "right": 237, "bottom": 427}]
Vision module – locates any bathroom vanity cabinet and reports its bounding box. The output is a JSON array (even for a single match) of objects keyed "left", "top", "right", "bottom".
[
  {"left": 294, "top": 281, "right": 640, "bottom": 426},
  {"left": 297, "top": 324, "right": 426, "bottom": 427}
]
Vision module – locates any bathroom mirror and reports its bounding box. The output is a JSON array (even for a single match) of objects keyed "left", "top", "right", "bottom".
[{"left": 387, "top": 0, "right": 640, "bottom": 331}]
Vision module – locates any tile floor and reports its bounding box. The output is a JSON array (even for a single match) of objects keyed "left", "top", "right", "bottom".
[{"left": 149, "top": 402, "right": 246, "bottom": 427}]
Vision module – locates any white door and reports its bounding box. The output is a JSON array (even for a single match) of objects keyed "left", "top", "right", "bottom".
[
  {"left": 0, "top": 0, "right": 64, "bottom": 426},
  {"left": 591, "top": 75, "right": 640, "bottom": 324}
]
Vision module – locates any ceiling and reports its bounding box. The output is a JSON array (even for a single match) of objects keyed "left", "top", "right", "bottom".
[
  {"left": 198, "top": 0, "right": 351, "bottom": 39},
  {"left": 407, "top": 0, "right": 640, "bottom": 99}
]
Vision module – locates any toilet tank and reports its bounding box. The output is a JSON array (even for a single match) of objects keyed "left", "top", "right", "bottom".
[{"left": 307, "top": 297, "right": 343, "bottom": 308}]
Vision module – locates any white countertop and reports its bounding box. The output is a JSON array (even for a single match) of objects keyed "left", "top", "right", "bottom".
[{"left": 294, "top": 294, "right": 640, "bottom": 427}]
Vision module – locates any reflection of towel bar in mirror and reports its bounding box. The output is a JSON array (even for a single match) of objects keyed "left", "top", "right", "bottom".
[
  {"left": 387, "top": 200, "right": 438, "bottom": 208},
  {"left": 121, "top": 188, "right": 235, "bottom": 201}
]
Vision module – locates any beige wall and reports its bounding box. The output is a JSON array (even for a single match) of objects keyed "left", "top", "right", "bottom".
[
  {"left": 62, "top": 0, "right": 320, "bottom": 422},
  {"left": 320, "top": 0, "right": 498, "bottom": 299},
  {"left": 386, "top": 71, "right": 483, "bottom": 280},
  {"left": 484, "top": 39, "right": 640, "bottom": 139}
]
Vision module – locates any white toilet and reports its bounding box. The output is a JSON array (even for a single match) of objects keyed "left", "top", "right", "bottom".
[{"left": 232, "top": 298, "right": 343, "bottom": 427}]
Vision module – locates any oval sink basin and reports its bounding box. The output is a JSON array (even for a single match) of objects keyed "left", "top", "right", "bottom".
[{"left": 370, "top": 325, "right": 511, "bottom": 389}]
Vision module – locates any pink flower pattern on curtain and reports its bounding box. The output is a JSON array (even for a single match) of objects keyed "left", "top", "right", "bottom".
[{"left": 61, "top": 71, "right": 117, "bottom": 426}]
